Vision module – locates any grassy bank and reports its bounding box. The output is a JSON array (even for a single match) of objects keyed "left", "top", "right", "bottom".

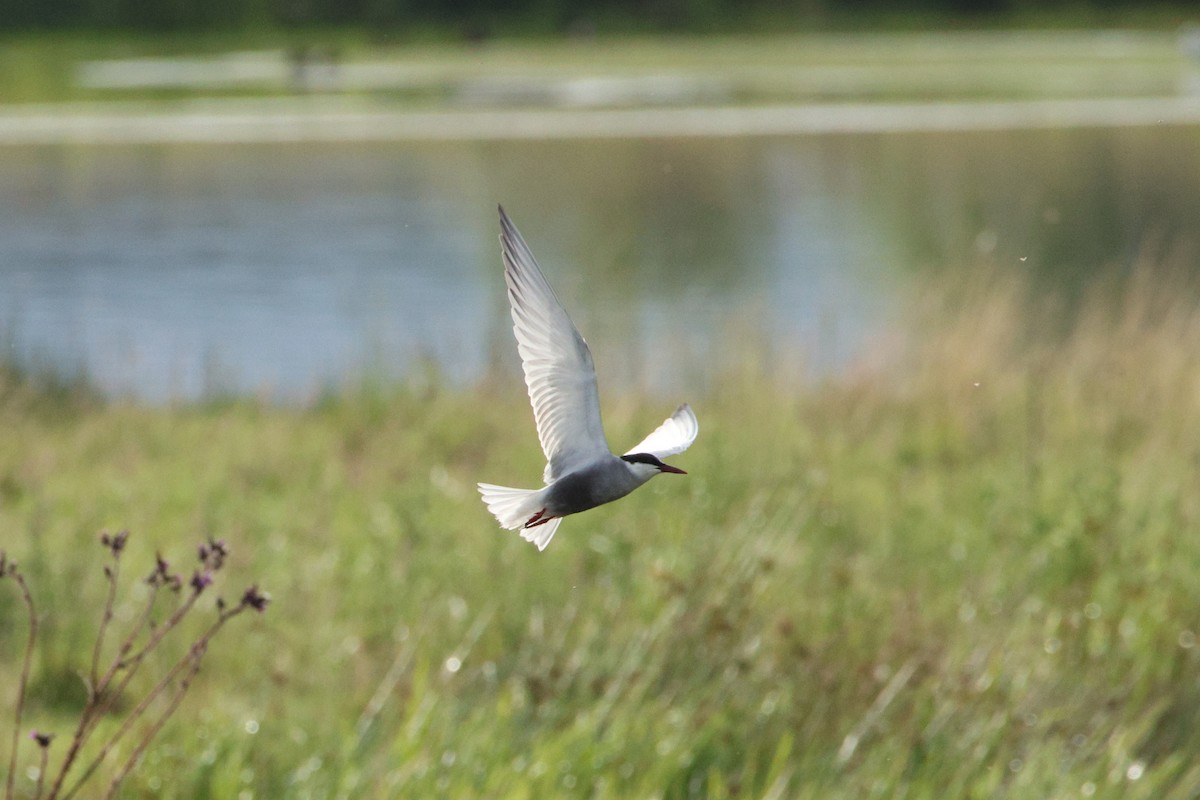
[
  {"left": 0, "top": 28, "right": 1189, "bottom": 106},
  {"left": 2, "top": 263, "right": 1200, "bottom": 798}
]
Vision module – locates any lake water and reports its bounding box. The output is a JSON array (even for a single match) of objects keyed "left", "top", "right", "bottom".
[{"left": 2, "top": 125, "right": 1199, "bottom": 401}]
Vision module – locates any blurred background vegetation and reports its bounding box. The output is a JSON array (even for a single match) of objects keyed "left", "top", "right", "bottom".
[
  {"left": 4, "top": 260, "right": 1200, "bottom": 797},
  {"left": 4, "top": 0, "right": 1200, "bottom": 796},
  {"left": 2, "top": 0, "right": 1199, "bottom": 35}
]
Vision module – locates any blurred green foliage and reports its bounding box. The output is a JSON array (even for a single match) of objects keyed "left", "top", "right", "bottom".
[
  {"left": 2, "top": 0, "right": 1199, "bottom": 34},
  {"left": 3, "top": 262, "right": 1200, "bottom": 796}
]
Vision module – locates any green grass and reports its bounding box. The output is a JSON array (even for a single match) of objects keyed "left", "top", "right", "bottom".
[
  {"left": 3, "top": 261, "right": 1200, "bottom": 798},
  {"left": 0, "top": 28, "right": 1190, "bottom": 105}
]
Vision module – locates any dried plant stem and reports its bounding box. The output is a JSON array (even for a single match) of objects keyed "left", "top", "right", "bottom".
[
  {"left": 45, "top": 589, "right": 201, "bottom": 800},
  {"left": 92, "top": 590, "right": 193, "bottom": 726},
  {"left": 90, "top": 584, "right": 169, "bottom": 713},
  {"left": 89, "top": 560, "right": 121, "bottom": 695},
  {"left": 113, "top": 592, "right": 200, "bottom": 690},
  {"left": 101, "top": 647, "right": 206, "bottom": 800},
  {"left": 60, "top": 605, "right": 247, "bottom": 800},
  {"left": 6, "top": 535, "right": 266, "bottom": 800},
  {"left": 45, "top": 562, "right": 154, "bottom": 800},
  {"left": 33, "top": 742, "right": 50, "bottom": 800},
  {"left": 5, "top": 570, "right": 37, "bottom": 800}
]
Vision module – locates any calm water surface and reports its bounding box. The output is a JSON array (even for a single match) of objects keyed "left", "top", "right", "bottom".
[{"left": 2, "top": 127, "right": 1198, "bottom": 401}]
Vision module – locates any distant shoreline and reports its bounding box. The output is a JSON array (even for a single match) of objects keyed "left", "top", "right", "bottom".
[{"left": 1, "top": 95, "right": 1199, "bottom": 145}]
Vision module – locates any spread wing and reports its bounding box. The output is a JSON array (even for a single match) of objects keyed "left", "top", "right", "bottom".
[
  {"left": 624, "top": 404, "right": 699, "bottom": 459},
  {"left": 499, "top": 206, "right": 611, "bottom": 483}
]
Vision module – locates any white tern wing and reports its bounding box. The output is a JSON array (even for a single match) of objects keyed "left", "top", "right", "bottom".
[
  {"left": 499, "top": 206, "right": 611, "bottom": 483},
  {"left": 624, "top": 404, "right": 699, "bottom": 459}
]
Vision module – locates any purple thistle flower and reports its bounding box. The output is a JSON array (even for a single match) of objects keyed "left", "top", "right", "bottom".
[
  {"left": 240, "top": 585, "right": 269, "bottom": 612},
  {"left": 147, "top": 552, "right": 172, "bottom": 587},
  {"left": 190, "top": 570, "right": 214, "bottom": 594},
  {"left": 199, "top": 538, "right": 229, "bottom": 571},
  {"left": 100, "top": 529, "right": 129, "bottom": 557},
  {"left": 30, "top": 730, "right": 54, "bottom": 748}
]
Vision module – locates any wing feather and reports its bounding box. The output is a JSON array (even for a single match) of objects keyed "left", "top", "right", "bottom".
[
  {"left": 624, "top": 404, "right": 699, "bottom": 460},
  {"left": 499, "top": 206, "right": 610, "bottom": 482}
]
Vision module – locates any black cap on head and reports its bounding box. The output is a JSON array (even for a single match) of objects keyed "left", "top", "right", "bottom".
[{"left": 621, "top": 453, "right": 686, "bottom": 474}]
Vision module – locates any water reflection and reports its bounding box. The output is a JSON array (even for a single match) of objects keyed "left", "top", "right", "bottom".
[
  {"left": 862, "top": 127, "right": 1200, "bottom": 282},
  {"left": 1, "top": 126, "right": 1197, "bottom": 402}
]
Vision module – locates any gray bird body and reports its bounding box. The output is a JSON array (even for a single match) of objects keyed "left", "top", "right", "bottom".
[
  {"left": 541, "top": 456, "right": 653, "bottom": 517},
  {"left": 478, "top": 206, "right": 698, "bottom": 551}
]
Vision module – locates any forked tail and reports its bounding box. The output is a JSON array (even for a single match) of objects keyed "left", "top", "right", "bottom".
[{"left": 476, "top": 483, "right": 563, "bottom": 551}]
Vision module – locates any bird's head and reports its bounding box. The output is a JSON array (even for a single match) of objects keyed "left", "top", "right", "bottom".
[{"left": 621, "top": 452, "right": 687, "bottom": 479}]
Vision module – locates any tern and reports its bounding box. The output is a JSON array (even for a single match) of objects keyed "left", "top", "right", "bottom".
[{"left": 478, "top": 206, "right": 698, "bottom": 551}]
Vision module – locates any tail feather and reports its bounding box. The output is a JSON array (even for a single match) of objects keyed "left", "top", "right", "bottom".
[
  {"left": 520, "top": 517, "right": 562, "bottom": 552},
  {"left": 478, "top": 483, "right": 563, "bottom": 550},
  {"left": 477, "top": 483, "right": 542, "bottom": 529}
]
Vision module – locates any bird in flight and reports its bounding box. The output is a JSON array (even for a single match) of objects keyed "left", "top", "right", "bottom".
[{"left": 478, "top": 206, "right": 698, "bottom": 551}]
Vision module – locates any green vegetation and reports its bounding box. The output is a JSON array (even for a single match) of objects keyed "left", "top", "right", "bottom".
[
  {"left": 3, "top": 0, "right": 1199, "bottom": 36},
  {"left": 0, "top": 28, "right": 1191, "bottom": 105},
  {"left": 3, "top": 262, "right": 1200, "bottom": 798}
]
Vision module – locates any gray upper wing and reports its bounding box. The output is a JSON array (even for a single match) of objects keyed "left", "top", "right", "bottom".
[
  {"left": 499, "top": 206, "right": 611, "bottom": 483},
  {"left": 623, "top": 404, "right": 699, "bottom": 459}
]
